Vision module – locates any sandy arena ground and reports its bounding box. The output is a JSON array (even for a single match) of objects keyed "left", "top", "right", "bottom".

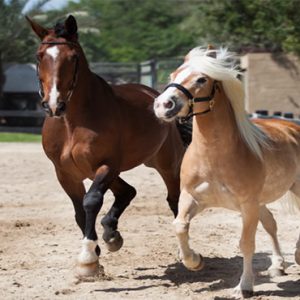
[{"left": 0, "top": 142, "right": 300, "bottom": 300}]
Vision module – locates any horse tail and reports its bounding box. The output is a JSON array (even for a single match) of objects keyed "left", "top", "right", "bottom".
[{"left": 176, "top": 119, "right": 193, "bottom": 148}]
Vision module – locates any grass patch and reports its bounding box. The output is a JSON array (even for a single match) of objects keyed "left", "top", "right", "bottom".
[{"left": 0, "top": 132, "right": 42, "bottom": 142}]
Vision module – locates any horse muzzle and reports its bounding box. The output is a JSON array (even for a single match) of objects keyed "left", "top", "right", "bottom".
[
  {"left": 41, "top": 101, "right": 67, "bottom": 117},
  {"left": 153, "top": 96, "right": 183, "bottom": 121}
]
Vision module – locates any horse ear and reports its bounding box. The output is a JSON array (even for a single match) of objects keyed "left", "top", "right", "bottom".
[
  {"left": 65, "top": 15, "right": 78, "bottom": 37},
  {"left": 25, "top": 16, "right": 48, "bottom": 40},
  {"left": 206, "top": 44, "right": 217, "bottom": 58}
]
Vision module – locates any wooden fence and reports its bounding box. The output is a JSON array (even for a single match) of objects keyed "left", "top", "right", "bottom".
[{"left": 0, "top": 59, "right": 180, "bottom": 133}]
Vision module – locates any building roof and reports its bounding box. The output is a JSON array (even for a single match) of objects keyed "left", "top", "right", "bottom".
[{"left": 3, "top": 64, "right": 39, "bottom": 93}]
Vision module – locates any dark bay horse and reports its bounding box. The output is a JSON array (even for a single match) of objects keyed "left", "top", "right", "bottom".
[{"left": 26, "top": 15, "right": 187, "bottom": 276}]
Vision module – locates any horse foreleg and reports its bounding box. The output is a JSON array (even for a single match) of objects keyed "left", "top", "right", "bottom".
[
  {"left": 259, "top": 205, "right": 285, "bottom": 276},
  {"left": 234, "top": 201, "right": 259, "bottom": 298},
  {"left": 174, "top": 189, "right": 204, "bottom": 271},
  {"left": 101, "top": 177, "right": 136, "bottom": 252},
  {"left": 55, "top": 168, "right": 86, "bottom": 235},
  {"left": 77, "top": 165, "right": 113, "bottom": 277}
]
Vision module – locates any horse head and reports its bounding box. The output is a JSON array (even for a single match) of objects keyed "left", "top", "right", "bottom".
[
  {"left": 26, "top": 15, "right": 81, "bottom": 117},
  {"left": 154, "top": 46, "right": 219, "bottom": 122}
]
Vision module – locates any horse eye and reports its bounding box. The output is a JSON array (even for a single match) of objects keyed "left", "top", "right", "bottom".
[{"left": 196, "top": 77, "right": 207, "bottom": 85}]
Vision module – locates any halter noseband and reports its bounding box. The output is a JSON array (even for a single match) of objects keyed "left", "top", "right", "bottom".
[
  {"left": 36, "top": 41, "right": 79, "bottom": 104},
  {"left": 164, "top": 80, "right": 218, "bottom": 123}
]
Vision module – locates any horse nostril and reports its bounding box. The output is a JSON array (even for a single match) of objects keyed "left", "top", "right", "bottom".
[
  {"left": 57, "top": 102, "right": 66, "bottom": 112},
  {"left": 41, "top": 101, "right": 49, "bottom": 109},
  {"left": 163, "top": 100, "right": 175, "bottom": 110}
]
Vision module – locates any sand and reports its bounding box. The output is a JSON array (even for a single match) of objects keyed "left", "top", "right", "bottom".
[{"left": 0, "top": 143, "right": 299, "bottom": 300}]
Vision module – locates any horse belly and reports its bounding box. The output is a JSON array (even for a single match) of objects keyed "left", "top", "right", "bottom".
[{"left": 259, "top": 168, "right": 297, "bottom": 205}]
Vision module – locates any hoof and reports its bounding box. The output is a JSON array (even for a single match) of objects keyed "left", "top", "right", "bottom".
[
  {"left": 233, "top": 286, "right": 254, "bottom": 299},
  {"left": 295, "top": 249, "right": 300, "bottom": 265},
  {"left": 105, "top": 231, "right": 124, "bottom": 252},
  {"left": 268, "top": 268, "right": 285, "bottom": 277},
  {"left": 183, "top": 253, "right": 204, "bottom": 271},
  {"left": 76, "top": 261, "right": 102, "bottom": 278}
]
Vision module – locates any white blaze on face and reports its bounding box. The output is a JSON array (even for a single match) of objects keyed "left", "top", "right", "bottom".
[
  {"left": 46, "top": 46, "right": 60, "bottom": 110},
  {"left": 154, "top": 65, "right": 192, "bottom": 118}
]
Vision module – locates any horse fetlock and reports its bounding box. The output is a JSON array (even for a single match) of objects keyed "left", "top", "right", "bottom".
[
  {"left": 233, "top": 283, "right": 254, "bottom": 299},
  {"left": 101, "top": 215, "right": 118, "bottom": 230},
  {"left": 104, "top": 230, "right": 124, "bottom": 252},
  {"left": 269, "top": 254, "right": 285, "bottom": 276},
  {"left": 235, "top": 273, "right": 254, "bottom": 298},
  {"left": 182, "top": 252, "right": 204, "bottom": 271},
  {"left": 268, "top": 267, "right": 285, "bottom": 277},
  {"left": 78, "top": 238, "right": 99, "bottom": 265}
]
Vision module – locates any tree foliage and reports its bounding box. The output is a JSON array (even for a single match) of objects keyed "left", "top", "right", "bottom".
[
  {"left": 181, "top": 0, "right": 300, "bottom": 55},
  {"left": 0, "top": 0, "right": 50, "bottom": 63},
  {"left": 2, "top": 0, "right": 300, "bottom": 65},
  {"left": 65, "top": 0, "right": 194, "bottom": 62}
]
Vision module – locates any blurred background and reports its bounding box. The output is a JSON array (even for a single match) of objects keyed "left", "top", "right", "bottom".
[{"left": 0, "top": 0, "right": 300, "bottom": 131}]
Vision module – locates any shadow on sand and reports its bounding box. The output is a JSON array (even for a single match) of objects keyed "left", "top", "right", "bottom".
[{"left": 94, "top": 253, "right": 299, "bottom": 298}]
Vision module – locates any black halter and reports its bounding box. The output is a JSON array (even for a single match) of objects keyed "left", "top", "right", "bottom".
[
  {"left": 36, "top": 41, "right": 79, "bottom": 103},
  {"left": 164, "top": 80, "right": 218, "bottom": 123}
]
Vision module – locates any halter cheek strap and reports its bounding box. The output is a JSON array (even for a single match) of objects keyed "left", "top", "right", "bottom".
[{"left": 164, "top": 80, "right": 218, "bottom": 123}]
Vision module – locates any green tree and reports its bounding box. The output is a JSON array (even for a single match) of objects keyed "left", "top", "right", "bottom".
[
  {"left": 0, "top": 0, "right": 52, "bottom": 98},
  {"left": 182, "top": 0, "right": 300, "bottom": 55},
  {"left": 0, "top": 0, "right": 50, "bottom": 63},
  {"left": 65, "top": 0, "right": 194, "bottom": 62}
]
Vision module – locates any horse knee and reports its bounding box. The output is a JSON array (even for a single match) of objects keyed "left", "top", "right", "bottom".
[{"left": 173, "top": 219, "right": 189, "bottom": 236}]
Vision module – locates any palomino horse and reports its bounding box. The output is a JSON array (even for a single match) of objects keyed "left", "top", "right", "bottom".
[
  {"left": 26, "top": 15, "right": 187, "bottom": 276},
  {"left": 154, "top": 46, "right": 300, "bottom": 296}
]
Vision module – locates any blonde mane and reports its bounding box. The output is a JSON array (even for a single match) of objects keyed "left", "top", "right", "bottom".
[{"left": 186, "top": 47, "right": 270, "bottom": 159}]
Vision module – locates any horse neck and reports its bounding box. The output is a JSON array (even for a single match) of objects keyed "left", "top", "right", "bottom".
[
  {"left": 192, "top": 87, "right": 246, "bottom": 157},
  {"left": 63, "top": 50, "right": 115, "bottom": 129}
]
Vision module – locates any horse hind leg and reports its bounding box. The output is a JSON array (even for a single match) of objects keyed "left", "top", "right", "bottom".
[
  {"left": 259, "top": 205, "right": 285, "bottom": 276},
  {"left": 101, "top": 176, "right": 136, "bottom": 252},
  {"left": 289, "top": 181, "right": 300, "bottom": 264},
  {"left": 174, "top": 189, "right": 204, "bottom": 271},
  {"left": 155, "top": 168, "right": 180, "bottom": 217}
]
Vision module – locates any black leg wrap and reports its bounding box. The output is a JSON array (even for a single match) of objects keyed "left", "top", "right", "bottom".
[
  {"left": 101, "top": 215, "right": 123, "bottom": 251},
  {"left": 83, "top": 191, "right": 103, "bottom": 241},
  {"left": 100, "top": 186, "right": 136, "bottom": 252},
  {"left": 101, "top": 215, "right": 118, "bottom": 241}
]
